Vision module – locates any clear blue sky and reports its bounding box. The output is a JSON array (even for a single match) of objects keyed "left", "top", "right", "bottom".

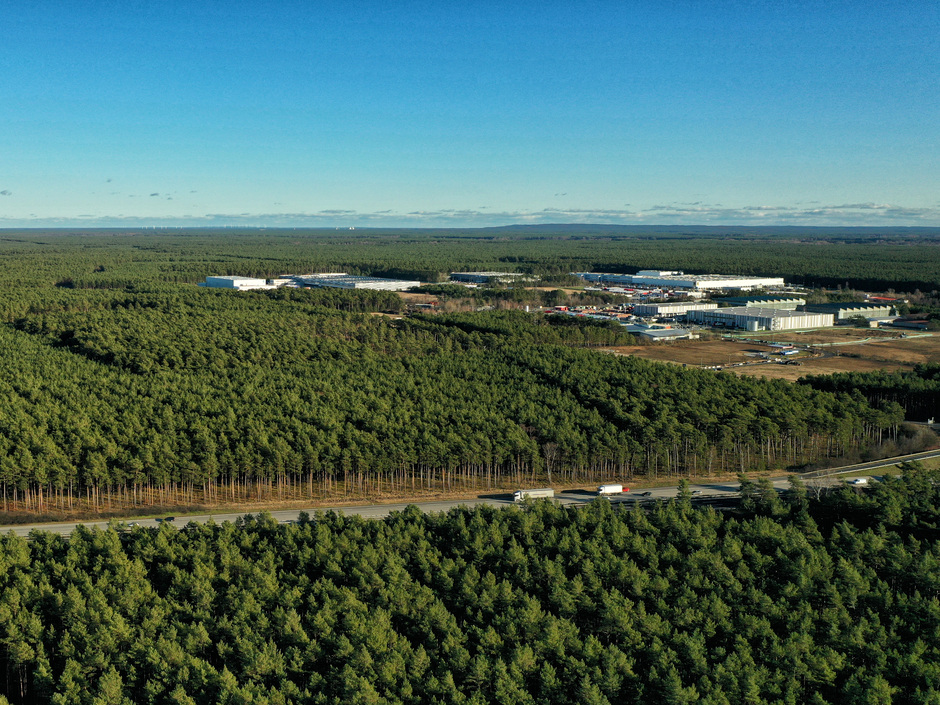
[{"left": 2, "top": 1, "right": 937, "bottom": 227}]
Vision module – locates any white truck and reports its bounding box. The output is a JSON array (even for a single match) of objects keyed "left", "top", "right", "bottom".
[
  {"left": 512, "top": 488, "right": 555, "bottom": 502},
  {"left": 597, "top": 484, "right": 627, "bottom": 495}
]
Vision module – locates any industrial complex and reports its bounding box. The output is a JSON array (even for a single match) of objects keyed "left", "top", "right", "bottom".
[
  {"left": 568, "top": 269, "right": 905, "bottom": 334},
  {"left": 201, "top": 266, "right": 907, "bottom": 337},
  {"left": 575, "top": 270, "right": 786, "bottom": 292}
]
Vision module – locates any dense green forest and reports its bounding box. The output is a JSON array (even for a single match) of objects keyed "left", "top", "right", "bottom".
[
  {"left": 0, "top": 228, "right": 932, "bottom": 513},
  {"left": 2, "top": 466, "right": 940, "bottom": 704},
  {"left": 0, "top": 283, "right": 906, "bottom": 513},
  {"left": 0, "top": 227, "right": 939, "bottom": 293},
  {"left": 801, "top": 365, "right": 940, "bottom": 424}
]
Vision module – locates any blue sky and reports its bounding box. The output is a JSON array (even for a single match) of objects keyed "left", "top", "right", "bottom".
[{"left": 1, "top": 1, "right": 937, "bottom": 227}]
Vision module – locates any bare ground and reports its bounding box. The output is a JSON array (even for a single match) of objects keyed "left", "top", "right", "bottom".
[{"left": 603, "top": 331, "right": 940, "bottom": 381}]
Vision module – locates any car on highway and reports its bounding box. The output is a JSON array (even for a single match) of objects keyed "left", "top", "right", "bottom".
[
  {"left": 637, "top": 491, "right": 652, "bottom": 497},
  {"left": 690, "top": 490, "right": 703, "bottom": 496}
]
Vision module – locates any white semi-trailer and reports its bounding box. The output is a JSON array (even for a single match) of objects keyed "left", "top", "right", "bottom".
[
  {"left": 597, "top": 484, "right": 627, "bottom": 495},
  {"left": 513, "top": 488, "right": 555, "bottom": 502}
]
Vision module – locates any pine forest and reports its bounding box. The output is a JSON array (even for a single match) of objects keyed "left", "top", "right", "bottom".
[{"left": 0, "top": 228, "right": 936, "bottom": 512}]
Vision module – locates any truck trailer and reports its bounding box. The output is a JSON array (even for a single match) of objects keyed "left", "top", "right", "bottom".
[
  {"left": 597, "top": 484, "right": 628, "bottom": 495},
  {"left": 512, "top": 488, "right": 555, "bottom": 502}
]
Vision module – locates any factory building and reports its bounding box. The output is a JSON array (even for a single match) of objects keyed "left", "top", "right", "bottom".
[
  {"left": 715, "top": 296, "right": 805, "bottom": 310},
  {"left": 293, "top": 273, "right": 421, "bottom": 291},
  {"left": 803, "top": 302, "right": 895, "bottom": 320},
  {"left": 686, "top": 307, "right": 834, "bottom": 331},
  {"left": 295, "top": 274, "right": 421, "bottom": 291},
  {"left": 575, "top": 270, "right": 785, "bottom": 292},
  {"left": 622, "top": 323, "right": 698, "bottom": 341},
  {"left": 632, "top": 302, "right": 718, "bottom": 317},
  {"left": 200, "top": 276, "right": 274, "bottom": 290},
  {"left": 636, "top": 328, "right": 697, "bottom": 341},
  {"left": 450, "top": 272, "right": 529, "bottom": 284}
]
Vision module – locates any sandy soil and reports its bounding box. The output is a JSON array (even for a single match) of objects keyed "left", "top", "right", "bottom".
[
  {"left": 754, "top": 328, "right": 903, "bottom": 345},
  {"left": 604, "top": 332, "right": 940, "bottom": 381},
  {"left": 605, "top": 340, "right": 779, "bottom": 366}
]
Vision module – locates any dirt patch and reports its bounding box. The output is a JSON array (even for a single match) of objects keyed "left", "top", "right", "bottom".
[
  {"left": 736, "top": 357, "right": 908, "bottom": 381},
  {"left": 859, "top": 337, "right": 940, "bottom": 365},
  {"left": 752, "top": 328, "right": 902, "bottom": 345},
  {"left": 604, "top": 332, "right": 940, "bottom": 380},
  {"left": 605, "top": 340, "right": 779, "bottom": 367}
]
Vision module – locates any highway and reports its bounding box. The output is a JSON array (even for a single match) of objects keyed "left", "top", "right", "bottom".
[
  {"left": 0, "top": 479, "right": 788, "bottom": 539},
  {"left": 4, "top": 448, "right": 940, "bottom": 539}
]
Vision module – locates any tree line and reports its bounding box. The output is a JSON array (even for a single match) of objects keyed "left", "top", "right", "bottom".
[
  {"left": 801, "top": 365, "right": 940, "bottom": 423},
  {"left": 1, "top": 227, "right": 939, "bottom": 294}
]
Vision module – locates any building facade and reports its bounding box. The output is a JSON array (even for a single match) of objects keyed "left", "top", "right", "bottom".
[
  {"left": 686, "top": 307, "right": 834, "bottom": 331},
  {"left": 632, "top": 302, "right": 718, "bottom": 317}
]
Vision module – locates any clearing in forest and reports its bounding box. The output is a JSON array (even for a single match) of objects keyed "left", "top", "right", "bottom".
[{"left": 605, "top": 331, "right": 940, "bottom": 381}]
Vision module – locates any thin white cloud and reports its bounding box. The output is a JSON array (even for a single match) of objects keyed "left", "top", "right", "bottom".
[{"left": 0, "top": 203, "right": 938, "bottom": 228}]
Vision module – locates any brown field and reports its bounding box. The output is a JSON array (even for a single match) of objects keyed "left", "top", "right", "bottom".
[
  {"left": 755, "top": 328, "right": 902, "bottom": 345},
  {"left": 398, "top": 291, "right": 439, "bottom": 303},
  {"left": 857, "top": 336, "right": 940, "bottom": 365},
  {"left": 606, "top": 340, "right": 778, "bottom": 366},
  {"left": 604, "top": 331, "right": 940, "bottom": 382}
]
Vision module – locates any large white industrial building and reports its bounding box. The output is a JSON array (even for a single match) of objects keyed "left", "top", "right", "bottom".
[
  {"left": 686, "top": 307, "right": 834, "bottom": 331},
  {"left": 451, "top": 272, "right": 529, "bottom": 284},
  {"left": 576, "top": 270, "right": 785, "bottom": 292},
  {"left": 632, "top": 302, "right": 718, "bottom": 317},
  {"left": 200, "top": 276, "right": 275, "bottom": 290},
  {"left": 200, "top": 273, "right": 421, "bottom": 292},
  {"left": 804, "top": 302, "right": 895, "bottom": 320},
  {"left": 293, "top": 274, "right": 421, "bottom": 291},
  {"left": 715, "top": 296, "right": 805, "bottom": 310}
]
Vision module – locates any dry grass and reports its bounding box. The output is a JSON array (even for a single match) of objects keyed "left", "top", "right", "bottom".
[{"left": 397, "top": 291, "right": 439, "bottom": 304}]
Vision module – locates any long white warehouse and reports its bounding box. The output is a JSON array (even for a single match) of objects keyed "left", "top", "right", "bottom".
[
  {"left": 200, "top": 276, "right": 274, "bottom": 290},
  {"left": 686, "top": 307, "right": 834, "bottom": 331},
  {"left": 633, "top": 302, "right": 718, "bottom": 317},
  {"left": 576, "top": 270, "right": 785, "bottom": 292},
  {"left": 295, "top": 274, "right": 421, "bottom": 291}
]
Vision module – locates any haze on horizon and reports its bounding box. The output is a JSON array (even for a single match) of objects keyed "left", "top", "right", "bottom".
[{"left": 1, "top": 1, "right": 937, "bottom": 229}]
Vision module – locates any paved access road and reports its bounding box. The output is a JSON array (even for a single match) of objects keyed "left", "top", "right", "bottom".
[{"left": 800, "top": 448, "right": 940, "bottom": 478}]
